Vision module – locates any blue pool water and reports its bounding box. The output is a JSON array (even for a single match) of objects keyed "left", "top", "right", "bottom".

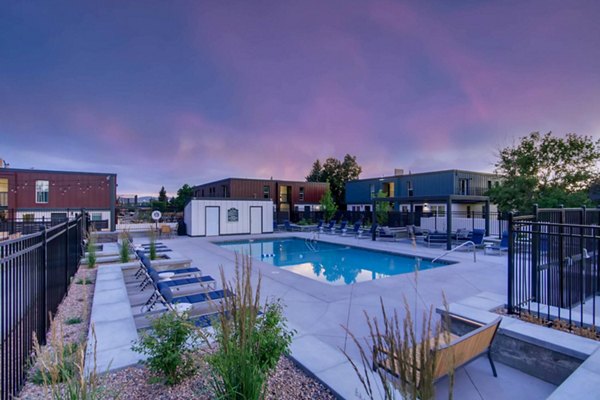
[{"left": 217, "top": 238, "right": 454, "bottom": 285}]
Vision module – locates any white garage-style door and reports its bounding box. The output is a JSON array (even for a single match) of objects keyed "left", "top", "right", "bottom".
[
  {"left": 250, "top": 206, "right": 262, "bottom": 234},
  {"left": 205, "top": 207, "right": 220, "bottom": 236}
]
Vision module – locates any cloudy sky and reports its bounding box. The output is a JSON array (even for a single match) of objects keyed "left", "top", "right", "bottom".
[{"left": 2, "top": 1, "right": 599, "bottom": 196}]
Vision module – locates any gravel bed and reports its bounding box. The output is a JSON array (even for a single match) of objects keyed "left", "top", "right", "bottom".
[
  {"left": 18, "top": 264, "right": 97, "bottom": 399},
  {"left": 99, "top": 355, "right": 335, "bottom": 400}
]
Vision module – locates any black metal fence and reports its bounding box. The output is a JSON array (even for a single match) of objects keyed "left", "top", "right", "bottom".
[
  {"left": 0, "top": 215, "right": 84, "bottom": 400},
  {"left": 508, "top": 206, "right": 600, "bottom": 330}
]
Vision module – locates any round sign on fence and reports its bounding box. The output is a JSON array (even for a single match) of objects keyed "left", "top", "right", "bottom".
[{"left": 151, "top": 210, "right": 162, "bottom": 221}]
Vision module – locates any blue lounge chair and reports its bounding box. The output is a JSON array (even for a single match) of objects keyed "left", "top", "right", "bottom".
[
  {"left": 313, "top": 220, "right": 324, "bottom": 232},
  {"left": 323, "top": 220, "right": 336, "bottom": 234},
  {"left": 335, "top": 220, "right": 349, "bottom": 235},
  {"left": 424, "top": 232, "right": 447, "bottom": 247},
  {"left": 470, "top": 229, "right": 486, "bottom": 247},
  {"left": 357, "top": 224, "right": 379, "bottom": 239},
  {"left": 349, "top": 221, "right": 362, "bottom": 236},
  {"left": 284, "top": 220, "right": 301, "bottom": 231},
  {"left": 485, "top": 231, "right": 509, "bottom": 255}
]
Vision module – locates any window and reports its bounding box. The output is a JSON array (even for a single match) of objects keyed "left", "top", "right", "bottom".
[
  {"left": 279, "top": 186, "right": 289, "bottom": 203},
  {"left": 0, "top": 178, "right": 7, "bottom": 207},
  {"left": 487, "top": 180, "right": 492, "bottom": 189},
  {"left": 370, "top": 184, "right": 375, "bottom": 198},
  {"left": 407, "top": 181, "right": 413, "bottom": 197},
  {"left": 22, "top": 213, "right": 34, "bottom": 222},
  {"left": 201, "top": 189, "right": 205, "bottom": 197},
  {"left": 299, "top": 187, "right": 304, "bottom": 201},
  {"left": 36, "top": 180, "right": 49, "bottom": 203},
  {"left": 263, "top": 185, "right": 270, "bottom": 199},
  {"left": 91, "top": 213, "right": 102, "bottom": 221},
  {"left": 222, "top": 185, "right": 228, "bottom": 197},
  {"left": 459, "top": 179, "right": 469, "bottom": 195},
  {"left": 431, "top": 205, "right": 445, "bottom": 216}
]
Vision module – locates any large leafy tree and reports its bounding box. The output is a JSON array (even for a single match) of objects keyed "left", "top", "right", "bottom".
[
  {"left": 172, "top": 184, "right": 194, "bottom": 212},
  {"left": 488, "top": 132, "right": 600, "bottom": 212},
  {"left": 307, "top": 154, "right": 362, "bottom": 208}
]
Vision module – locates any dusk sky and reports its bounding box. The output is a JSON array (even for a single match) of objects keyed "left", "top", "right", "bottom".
[{"left": 2, "top": 1, "right": 599, "bottom": 196}]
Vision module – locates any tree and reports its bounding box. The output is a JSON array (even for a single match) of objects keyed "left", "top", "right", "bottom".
[
  {"left": 319, "top": 189, "right": 338, "bottom": 222},
  {"left": 488, "top": 132, "right": 600, "bottom": 212},
  {"left": 172, "top": 184, "right": 194, "bottom": 212},
  {"left": 306, "top": 154, "right": 362, "bottom": 208},
  {"left": 306, "top": 159, "right": 323, "bottom": 182},
  {"left": 375, "top": 190, "right": 391, "bottom": 225},
  {"left": 158, "top": 186, "right": 168, "bottom": 204}
]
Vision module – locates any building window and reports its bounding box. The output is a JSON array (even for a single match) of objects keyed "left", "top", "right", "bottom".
[
  {"left": 459, "top": 179, "right": 469, "bottom": 195},
  {"left": 487, "top": 180, "right": 492, "bottom": 189},
  {"left": 370, "top": 184, "right": 375, "bottom": 198},
  {"left": 36, "top": 180, "right": 49, "bottom": 203},
  {"left": 279, "top": 186, "right": 289, "bottom": 203},
  {"left": 91, "top": 213, "right": 102, "bottom": 221},
  {"left": 407, "top": 181, "right": 413, "bottom": 197},
  {"left": 22, "top": 213, "right": 34, "bottom": 222},
  {"left": 299, "top": 187, "right": 304, "bottom": 201},
  {"left": 263, "top": 185, "right": 270, "bottom": 199},
  {"left": 222, "top": 185, "right": 228, "bottom": 197},
  {"left": 0, "top": 178, "right": 7, "bottom": 207}
]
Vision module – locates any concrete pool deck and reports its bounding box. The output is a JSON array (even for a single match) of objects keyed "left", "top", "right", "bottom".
[{"left": 153, "top": 232, "right": 556, "bottom": 399}]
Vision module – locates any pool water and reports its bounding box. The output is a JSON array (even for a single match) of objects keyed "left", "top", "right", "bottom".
[{"left": 217, "top": 238, "right": 453, "bottom": 285}]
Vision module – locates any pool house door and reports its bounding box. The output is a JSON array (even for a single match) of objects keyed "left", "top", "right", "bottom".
[
  {"left": 205, "top": 206, "right": 220, "bottom": 236},
  {"left": 250, "top": 206, "right": 262, "bottom": 234}
]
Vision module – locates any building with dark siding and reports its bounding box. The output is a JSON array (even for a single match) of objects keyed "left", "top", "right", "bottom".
[
  {"left": 193, "top": 178, "right": 329, "bottom": 220},
  {"left": 0, "top": 166, "right": 117, "bottom": 230},
  {"left": 345, "top": 169, "right": 500, "bottom": 216}
]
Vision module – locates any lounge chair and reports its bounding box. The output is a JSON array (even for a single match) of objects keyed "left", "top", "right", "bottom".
[
  {"left": 323, "top": 220, "right": 337, "bottom": 234},
  {"left": 313, "top": 220, "right": 324, "bottom": 232},
  {"left": 485, "top": 231, "right": 508, "bottom": 255},
  {"left": 284, "top": 220, "right": 302, "bottom": 231},
  {"left": 424, "top": 232, "right": 448, "bottom": 247},
  {"left": 334, "top": 220, "right": 349, "bottom": 235},
  {"left": 357, "top": 224, "right": 379, "bottom": 239},
  {"left": 470, "top": 229, "right": 486, "bottom": 247},
  {"left": 348, "top": 221, "right": 362, "bottom": 236},
  {"left": 373, "top": 316, "right": 501, "bottom": 382}
]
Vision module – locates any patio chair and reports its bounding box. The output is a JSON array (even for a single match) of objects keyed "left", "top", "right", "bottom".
[
  {"left": 284, "top": 220, "right": 301, "bottom": 231},
  {"left": 348, "top": 221, "right": 362, "bottom": 236},
  {"left": 357, "top": 223, "right": 379, "bottom": 239},
  {"left": 485, "top": 231, "right": 509, "bottom": 255},
  {"left": 135, "top": 251, "right": 201, "bottom": 280},
  {"left": 323, "top": 220, "right": 337, "bottom": 234},
  {"left": 378, "top": 226, "right": 397, "bottom": 241},
  {"left": 334, "top": 220, "right": 349, "bottom": 235},
  {"left": 313, "top": 220, "right": 324, "bottom": 232},
  {"left": 373, "top": 316, "right": 501, "bottom": 382},
  {"left": 160, "top": 225, "right": 173, "bottom": 238},
  {"left": 424, "top": 232, "right": 448, "bottom": 247},
  {"left": 470, "top": 229, "right": 486, "bottom": 247}
]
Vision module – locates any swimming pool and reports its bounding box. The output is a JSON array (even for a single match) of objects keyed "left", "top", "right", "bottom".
[{"left": 217, "top": 238, "right": 454, "bottom": 285}]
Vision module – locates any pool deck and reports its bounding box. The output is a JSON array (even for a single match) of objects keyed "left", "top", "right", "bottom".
[{"left": 156, "top": 232, "right": 556, "bottom": 399}]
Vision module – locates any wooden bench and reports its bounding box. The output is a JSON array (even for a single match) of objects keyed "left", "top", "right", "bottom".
[{"left": 373, "top": 315, "right": 502, "bottom": 382}]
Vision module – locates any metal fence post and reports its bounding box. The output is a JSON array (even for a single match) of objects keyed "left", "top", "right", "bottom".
[
  {"left": 531, "top": 204, "right": 539, "bottom": 302},
  {"left": 507, "top": 212, "right": 514, "bottom": 313},
  {"left": 41, "top": 226, "right": 48, "bottom": 344}
]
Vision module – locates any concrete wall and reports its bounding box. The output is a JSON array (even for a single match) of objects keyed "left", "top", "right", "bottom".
[{"left": 184, "top": 199, "right": 273, "bottom": 236}]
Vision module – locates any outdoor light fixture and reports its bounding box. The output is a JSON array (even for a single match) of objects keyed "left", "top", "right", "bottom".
[{"left": 423, "top": 203, "right": 431, "bottom": 213}]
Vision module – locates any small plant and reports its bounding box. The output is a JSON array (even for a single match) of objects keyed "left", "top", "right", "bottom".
[
  {"left": 86, "top": 233, "right": 97, "bottom": 269},
  {"left": 206, "top": 255, "right": 294, "bottom": 399},
  {"left": 149, "top": 230, "right": 157, "bottom": 260},
  {"left": 32, "top": 320, "right": 103, "bottom": 399},
  {"left": 132, "top": 310, "right": 200, "bottom": 386},
  {"left": 119, "top": 232, "right": 131, "bottom": 263},
  {"left": 65, "top": 317, "right": 82, "bottom": 325},
  {"left": 75, "top": 278, "right": 93, "bottom": 285}
]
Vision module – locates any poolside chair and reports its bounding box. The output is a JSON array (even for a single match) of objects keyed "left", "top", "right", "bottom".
[
  {"left": 284, "top": 220, "right": 301, "bottom": 232},
  {"left": 334, "top": 220, "right": 348, "bottom": 235},
  {"left": 160, "top": 225, "right": 173, "bottom": 238},
  {"left": 485, "top": 231, "right": 509, "bottom": 255},
  {"left": 378, "top": 226, "right": 397, "bottom": 241},
  {"left": 135, "top": 251, "right": 201, "bottom": 280},
  {"left": 424, "top": 232, "right": 447, "bottom": 247},
  {"left": 373, "top": 316, "right": 501, "bottom": 382},
  {"left": 313, "top": 220, "right": 324, "bottom": 232},
  {"left": 348, "top": 221, "right": 362, "bottom": 236},
  {"left": 357, "top": 224, "right": 379, "bottom": 239},
  {"left": 323, "top": 220, "right": 336, "bottom": 234},
  {"left": 470, "top": 229, "right": 486, "bottom": 247}
]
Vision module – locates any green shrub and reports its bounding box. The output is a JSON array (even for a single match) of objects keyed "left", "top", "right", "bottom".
[
  {"left": 149, "top": 231, "right": 157, "bottom": 261},
  {"left": 75, "top": 278, "right": 93, "bottom": 285},
  {"left": 86, "top": 234, "right": 96, "bottom": 269},
  {"left": 65, "top": 317, "right": 82, "bottom": 325},
  {"left": 132, "top": 311, "right": 199, "bottom": 386},
  {"left": 119, "top": 235, "right": 131, "bottom": 263},
  {"left": 207, "top": 255, "right": 294, "bottom": 399}
]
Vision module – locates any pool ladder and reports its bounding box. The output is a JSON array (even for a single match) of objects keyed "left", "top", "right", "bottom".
[
  {"left": 432, "top": 241, "right": 477, "bottom": 263},
  {"left": 305, "top": 232, "right": 318, "bottom": 252}
]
